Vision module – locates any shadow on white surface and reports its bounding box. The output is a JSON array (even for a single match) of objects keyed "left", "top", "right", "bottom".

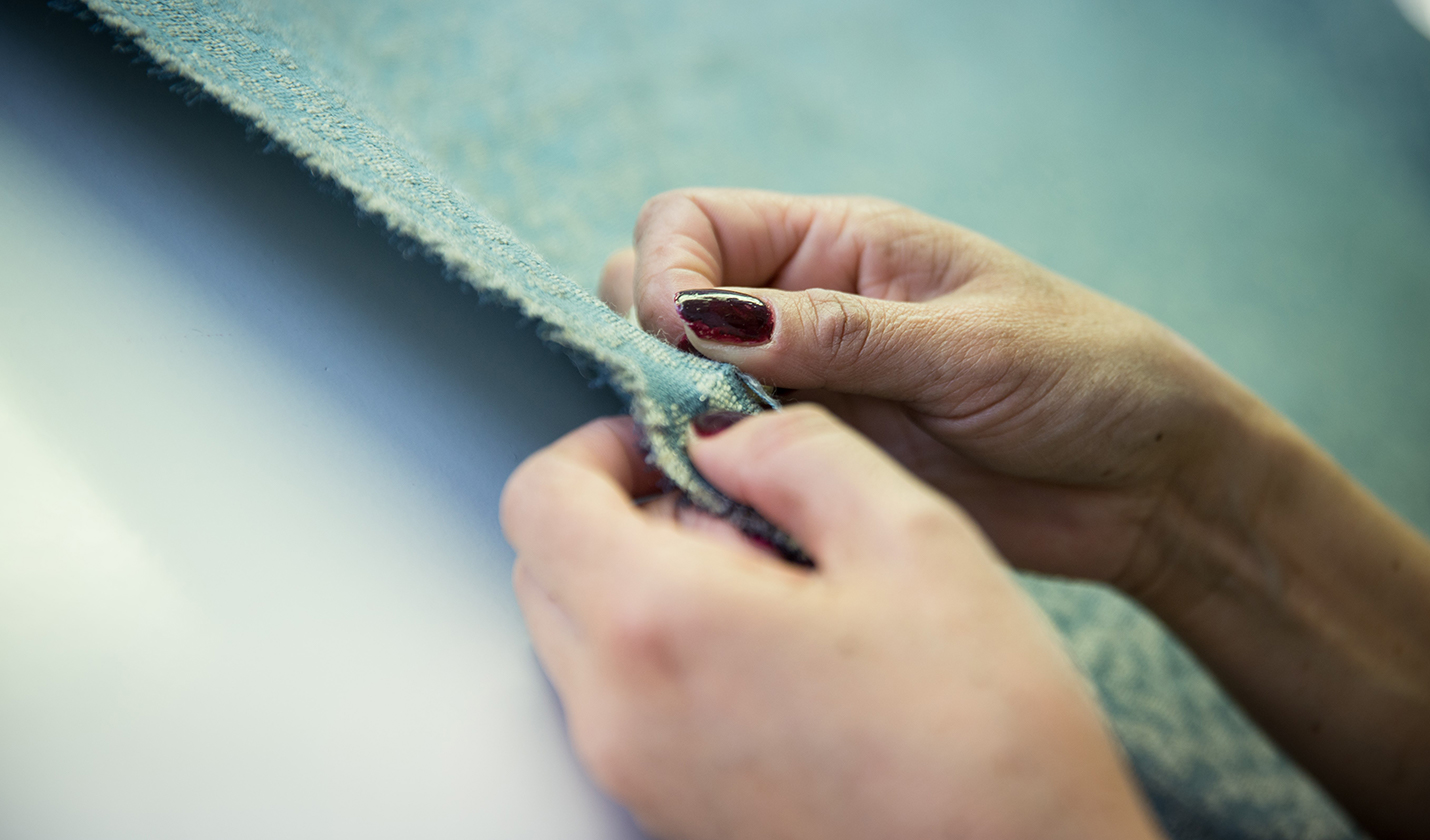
[{"left": 0, "top": 7, "right": 634, "bottom": 838}]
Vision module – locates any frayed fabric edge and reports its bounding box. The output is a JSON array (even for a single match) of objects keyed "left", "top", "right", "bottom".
[{"left": 63, "top": 0, "right": 810, "bottom": 564}]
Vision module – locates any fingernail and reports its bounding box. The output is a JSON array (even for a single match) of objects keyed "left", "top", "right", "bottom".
[
  {"left": 676, "top": 335, "right": 708, "bottom": 358},
  {"left": 675, "top": 290, "right": 773, "bottom": 344},
  {"left": 691, "top": 410, "right": 747, "bottom": 437}
]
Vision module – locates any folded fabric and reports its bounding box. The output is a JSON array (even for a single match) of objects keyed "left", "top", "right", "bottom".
[{"left": 68, "top": 1, "right": 1365, "bottom": 837}]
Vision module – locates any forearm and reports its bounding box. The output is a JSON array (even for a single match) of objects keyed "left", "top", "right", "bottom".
[{"left": 1136, "top": 404, "right": 1430, "bottom": 839}]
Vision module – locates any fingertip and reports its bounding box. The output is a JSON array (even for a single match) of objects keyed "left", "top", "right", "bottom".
[
  {"left": 636, "top": 265, "right": 715, "bottom": 344},
  {"left": 631, "top": 192, "right": 722, "bottom": 341},
  {"left": 674, "top": 288, "right": 775, "bottom": 347},
  {"left": 631, "top": 189, "right": 817, "bottom": 345},
  {"left": 500, "top": 416, "right": 664, "bottom": 551},
  {"left": 673, "top": 287, "right": 829, "bottom": 386},
  {"left": 686, "top": 404, "right": 962, "bottom": 571},
  {"left": 598, "top": 248, "right": 637, "bottom": 316},
  {"left": 561, "top": 415, "right": 664, "bottom": 497},
  {"left": 683, "top": 403, "right": 838, "bottom": 535},
  {"left": 683, "top": 287, "right": 938, "bottom": 408}
]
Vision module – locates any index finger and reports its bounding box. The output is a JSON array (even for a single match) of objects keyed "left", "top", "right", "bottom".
[
  {"left": 501, "top": 417, "right": 663, "bottom": 577},
  {"left": 500, "top": 417, "right": 746, "bottom": 630}
]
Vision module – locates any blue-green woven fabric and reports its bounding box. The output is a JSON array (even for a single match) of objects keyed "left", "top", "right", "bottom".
[
  {"left": 69, "top": 1, "right": 1430, "bottom": 837},
  {"left": 65, "top": 0, "right": 802, "bottom": 555}
]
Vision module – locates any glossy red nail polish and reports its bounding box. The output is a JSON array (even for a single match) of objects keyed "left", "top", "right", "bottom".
[
  {"left": 676, "top": 335, "right": 708, "bottom": 358},
  {"left": 675, "top": 290, "right": 773, "bottom": 344},
  {"left": 691, "top": 411, "right": 747, "bottom": 437}
]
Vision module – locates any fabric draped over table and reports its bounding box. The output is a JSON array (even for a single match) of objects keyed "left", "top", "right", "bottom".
[{"left": 72, "top": 1, "right": 1426, "bottom": 837}]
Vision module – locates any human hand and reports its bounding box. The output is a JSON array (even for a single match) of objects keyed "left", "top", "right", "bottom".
[
  {"left": 600, "top": 189, "right": 1273, "bottom": 608},
  {"left": 501, "top": 405, "right": 1163, "bottom": 840},
  {"left": 600, "top": 191, "right": 1430, "bottom": 837}
]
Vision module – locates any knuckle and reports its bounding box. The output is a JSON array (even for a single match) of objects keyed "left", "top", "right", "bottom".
[
  {"left": 600, "top": 587, "right": 689, "bottom": 676},
  {"left": 804, "top": 289, "right": 875, "bottom": 369},
  {"left": 635, "top": 189, "right": 698, "bottom": 238},
  {"left": 848, "top": 195, "right": 908, "bottom": 225},
  {"left": 847, "top": 196, "right": 927, "bottom": 238},
  {"left": 897, "top": 502, "right": 964, "bottom": 550},
  {"left": 499, "top": 448, "right": 591, "bottom": 550},
  {"left": 509, "top": 555, "right": 557, "bottom": 603},
  {"left": 510, "top": 555, "right": 531, "bottom": 591},
  {"left": 498, "top": 456, "right": 548, "bottom": 539},
  {"left": 634, "top": 192, "right": 672, "bottom": 230}
]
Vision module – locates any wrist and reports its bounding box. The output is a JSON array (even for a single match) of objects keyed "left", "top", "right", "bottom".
[
  {"left": 1121, "top": 392, "right": 1299, "bottom": 625},
  {"left": 1118, "top": 380, "right": 1430, "bottom": 836}
]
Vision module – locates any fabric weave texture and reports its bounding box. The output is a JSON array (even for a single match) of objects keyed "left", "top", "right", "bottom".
[
  {"left": 69, "top": 1, "right": 1373, "bottom": 837},
  {"left": 68, "top": 0, "right": 805, "bottom": 555}
]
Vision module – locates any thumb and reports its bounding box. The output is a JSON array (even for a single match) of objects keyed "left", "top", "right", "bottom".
[
  {"left": 675, "top": 286, "right": 954, "bottom": 402},
  {"left": 686, "top": 404, "right": 985, "bottom": 576}
]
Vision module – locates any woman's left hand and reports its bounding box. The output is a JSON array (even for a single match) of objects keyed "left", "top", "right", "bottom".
[{"left": 500, "top": 405, "right": 1162, "bottom": 840}]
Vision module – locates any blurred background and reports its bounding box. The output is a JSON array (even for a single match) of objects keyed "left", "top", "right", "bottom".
[
  {"left": 0, "top": 1, "right": 1426, "bottom": 838},
  {"left": 1398, "top": 0, "right": 1430, "bottom": 37},
  {"left": 241, "top": 0, "right": 1430, "bottom": 532}
]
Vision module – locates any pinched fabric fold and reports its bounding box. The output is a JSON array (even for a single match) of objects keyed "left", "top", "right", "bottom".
[
  {"left": 68, "top": 1, "right": 1361, "bottom": 837},
  {"left": 68, "top": 0, "right": 808, "bottom": 558}
]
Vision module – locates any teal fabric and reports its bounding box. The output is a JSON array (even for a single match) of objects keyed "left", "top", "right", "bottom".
[
  {"left": 69, "top": 0, "right": 1430, "bottom": 837},
  {"left": 64, "top": 0, "right": 800, "bottom": 556}
]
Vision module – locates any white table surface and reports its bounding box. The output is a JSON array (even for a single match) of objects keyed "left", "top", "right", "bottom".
[{"left": 0, "top": 10, "right": 637, "bottom": 839}]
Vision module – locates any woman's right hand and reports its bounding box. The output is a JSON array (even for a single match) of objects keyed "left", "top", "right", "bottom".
[{"left": 600, "top": 188, "right": 1270, "bottom": 609}]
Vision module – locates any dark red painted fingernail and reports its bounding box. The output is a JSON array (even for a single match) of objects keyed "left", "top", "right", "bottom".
[
  {"left": 675, "top": 290, "right": 773, "bottom": 344},
  {"left": 676, "top": 335, "right": 708, "bottom": 358},
  {"left": 691, "top": 411, "right": 747, "bottom": 437}
]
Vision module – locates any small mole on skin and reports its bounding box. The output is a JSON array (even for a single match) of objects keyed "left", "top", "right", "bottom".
[
  {"left": 1309, "top": 719, "right": 1322, "bottom": 735},
  {"left": 1154, "top": 432, "right": 1165, "bottom": 443}
]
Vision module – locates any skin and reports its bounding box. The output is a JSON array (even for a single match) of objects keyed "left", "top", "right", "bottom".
[
  {"left": 503, "top": 408, "right": 1164, "bottom": 840},
  {"left": 504, "top": 189, "right": 1430, "bottom": 839}
]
